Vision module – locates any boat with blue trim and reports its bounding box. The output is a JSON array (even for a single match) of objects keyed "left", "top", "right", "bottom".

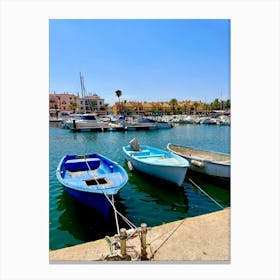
[
  {"left": 56, "top": 153, "right": 128, "bottom": 217},
  {"left": 122, "top": 138, "right": 189, "bottom": 186}
]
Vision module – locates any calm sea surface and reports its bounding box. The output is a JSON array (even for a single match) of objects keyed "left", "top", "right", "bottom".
[{"left": 49, "top": 123, "right": 230, "bottom": 250}]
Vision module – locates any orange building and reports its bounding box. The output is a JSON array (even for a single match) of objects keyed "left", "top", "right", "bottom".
[
  {"left": 49, "top": 92, "right": 106, "bottom": 114},
  {"left": 49, "top": 92, "right": 78, "bottom": 112}
]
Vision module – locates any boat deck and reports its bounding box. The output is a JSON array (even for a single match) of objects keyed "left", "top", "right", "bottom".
[{"left": 64, "top": 170, "right": 122, "bottom": 190}]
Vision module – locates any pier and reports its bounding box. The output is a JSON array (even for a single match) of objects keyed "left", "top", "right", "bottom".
[{"left": 49, "top": 208, "right": 230, "bottom": 262}]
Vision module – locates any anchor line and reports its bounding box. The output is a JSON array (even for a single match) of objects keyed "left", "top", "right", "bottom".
[{"left": 187, "top": 177, "right": 225, "bottom": 210}]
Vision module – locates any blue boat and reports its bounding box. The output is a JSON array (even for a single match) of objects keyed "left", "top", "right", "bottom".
[
  {"left": 122, "top": 138, "right": 189, "bottom": 186},
  {"left": 56, "top": 153, "right": 128, "bottom": 217}
]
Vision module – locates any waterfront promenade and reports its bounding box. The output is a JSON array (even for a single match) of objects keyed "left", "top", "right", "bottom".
[{"left": 49, "top": 208, "right": 230, "bottom": 262}]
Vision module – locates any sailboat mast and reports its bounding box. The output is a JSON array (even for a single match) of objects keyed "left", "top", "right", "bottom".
[{"left": 80, "top": 72, "right": 86, "bottom": 113}]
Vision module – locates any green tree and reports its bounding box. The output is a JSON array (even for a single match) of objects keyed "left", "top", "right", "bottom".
[
  {"left": 169, "top": 98, "right": 178, "bottom": 113},
  {"left": 225, "top": 99, "right": 231, "bottom": 110},
  {"left": 193, "top": 102, "right": 199, "bottom": 114},
  {"left": 70, "top": 102, "right": 78, "bottom": 113},
  {"left": 104, "top": 103, "right": 109, "bottom": 112},
  {"left": 211, "top": 98, "right": 220, "bottom": 110},
  {"left": 90, "top": 100, "right": 97, "bottom": 111}
]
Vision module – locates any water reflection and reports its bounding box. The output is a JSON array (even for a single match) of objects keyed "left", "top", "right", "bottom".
[
  {"left": 128, "top": 169, "right": 189, "bottom": 213},
  {"left": 56, "top": 190, "right": 125, "bottom": 244}
]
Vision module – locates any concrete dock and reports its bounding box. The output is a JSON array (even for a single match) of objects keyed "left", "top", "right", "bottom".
[{"left": 49, "top": 208, "right": 230, "bottom": 262}]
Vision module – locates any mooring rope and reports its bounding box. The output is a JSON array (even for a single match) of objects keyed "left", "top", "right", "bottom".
[
  {"left": 149, "top": 218, "right": 186, "bottom": 260},
  {"left": 187, "top": 177, "right": 224, "bottom": 210},
  {"left": 112, "top": 195, "right": 120, "bottom": 235},
  {"left": 83, "top": 155, "right": 137, "bottom": 234},
  {"left": 101, "top": 190, "right": 137, "bottom": 230}
]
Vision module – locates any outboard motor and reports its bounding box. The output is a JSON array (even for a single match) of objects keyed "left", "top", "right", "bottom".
[{"left": 129, "top": 138, "right": 140, "bottom": 151}]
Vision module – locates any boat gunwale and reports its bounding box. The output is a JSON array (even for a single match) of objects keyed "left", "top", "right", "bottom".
[
  {"left": 122, "top": 145, "right": 189, "bottom": 168},
  {"left": 167, "top": 143, "right": 230, "bottom": 166},
  {"left": 56, "top": 153, "right": 128, "bottom": 195}
]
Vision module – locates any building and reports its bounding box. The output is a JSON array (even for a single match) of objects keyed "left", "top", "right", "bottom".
[
  {"left": 77, "top": 93, "right": 105, "bottom": 113},
  {"left": 49, "top": 92, "right": 78, "bottom": 112},
  {"left": 49, "top": 92, "right": 106, "bottom": 114}
]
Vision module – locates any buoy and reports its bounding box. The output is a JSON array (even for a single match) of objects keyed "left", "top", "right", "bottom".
[{"left": 191, "top": 159, "right": 205, "bottom": 168}]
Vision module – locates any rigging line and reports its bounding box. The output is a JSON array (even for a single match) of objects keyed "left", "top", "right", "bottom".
[{"left": 187, "top": 177, "right": 224, "bottom": 210}]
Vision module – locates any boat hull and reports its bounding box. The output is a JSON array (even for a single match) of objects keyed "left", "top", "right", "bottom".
[
  {"left": 56, "top": 153, "right": 128, "bottom": 217},
  {"left": 123, "top": 145, "right": 189, "bottom": 186},
  {"left": 167, "top": 143, "right": 230, "bottom": 180},
  {"left": 64, "top": 186, "right": 115, "bottom": 218}
]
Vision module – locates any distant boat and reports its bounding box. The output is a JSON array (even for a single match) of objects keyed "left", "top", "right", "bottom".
[
  {"left": 63, "top": 113, "right": 108, "bottom": 131},
  {"left": 49, "top": 116, "right": 62, "bottom": 123},
  {"left": 125, "top": 117, "right": 172, "bottom": 130},
  {"left": 56, "top": 153, "right": 128, "bottom": 217},
  {"left": 122, "top": 138, "right": 189, "bottom": 186},
  {"left": 167, "top": 143, "right": 230, "bottom": 180}
]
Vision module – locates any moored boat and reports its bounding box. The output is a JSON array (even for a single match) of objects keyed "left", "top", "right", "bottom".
[
  {"left": 122, "top": 138, "right": 189, "bottom": 186},
  {"left": 167, "top": 143, "right": 230, "bottom": 180},
  {"left": 63, "top": 113, "right": 108, "bottom": 131},
  {"left": 56, "top": 153, "right": 128, "bottom": 217}
]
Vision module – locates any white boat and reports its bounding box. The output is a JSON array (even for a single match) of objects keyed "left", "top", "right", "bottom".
[
  {"left": 63, "top": 114, "right": 108, "bottom": 131},
  {"left": 125, "top": 117, "right": 172, "bottom": 130},
  {"left": 199, "top": 117, "right": 217, "bottom": 125},
  {"left": 155, "top": 120, "right": 173, "bottom": 129},
  {"left": 122, "top": 138, "right": 189, "bottom": 186},
  {"left": 178, "top": 115, "right": 198, "bottom": 124},
  {"left": 167, "top": 143, "right": 230, "bottom": 180},
  {"left": 217, "top": 115, "right": 230, "bottom": 126}
]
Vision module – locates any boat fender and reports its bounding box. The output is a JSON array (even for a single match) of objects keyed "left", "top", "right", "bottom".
[
  {"left": 127, "top": 161, "right": 134, "bottom": 171},
  {"left": 191, "top": 159, "right": 205, "bottom": 168}
]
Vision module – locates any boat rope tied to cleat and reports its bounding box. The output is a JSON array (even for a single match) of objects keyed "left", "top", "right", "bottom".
[
  {"left": 188, "top": 177, "right": 224, "bottom": 210},
  {"left": 84, "top": 155, "right": 150, "bottom": 261}
]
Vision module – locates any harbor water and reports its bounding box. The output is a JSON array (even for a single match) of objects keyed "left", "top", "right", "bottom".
[{"left": 49, "top": 123, "right": 230, "bottom": 251}]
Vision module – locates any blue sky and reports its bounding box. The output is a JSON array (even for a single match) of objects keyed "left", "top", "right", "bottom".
[{"left": 49, "top": 19, "right": 230, "bottom": 105}]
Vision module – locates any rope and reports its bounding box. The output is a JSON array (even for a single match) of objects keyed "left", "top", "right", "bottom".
[
  {"left": 84, "top": 155, "right": 92, "bottom": 176},
  {"left": 102, "top": 191, "right": 137, "bottom": 230},
  {"left": 149, "top": 218, "right": 185, "bottom": 260},
  {"left": 112, "top": 195, "right": 120, "bottom": 235},
  {"left": 83, "top": 155, "right": 137, "bottom": 233},
  {"left": 187, "top": 177, "right": 224, "bottom": 210}
]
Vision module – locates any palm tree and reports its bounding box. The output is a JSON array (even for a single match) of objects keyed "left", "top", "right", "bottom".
[
  {"left": 115, "top": 90, "right": 122, "bottom": 114},
  {"left": 193, "top": 102, "right": 199, "bottom": 114},
  {"left": 169, "top": 98, "right": 178, "bottom": 114}
]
